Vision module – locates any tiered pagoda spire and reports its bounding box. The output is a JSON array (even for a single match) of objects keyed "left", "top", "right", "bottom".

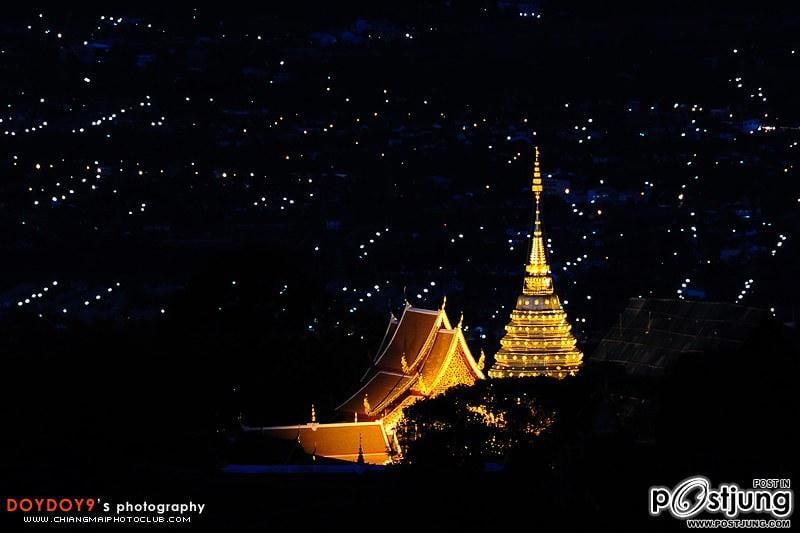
[{"left": 488, "top": 148, "right": 583, "bottom": 379}]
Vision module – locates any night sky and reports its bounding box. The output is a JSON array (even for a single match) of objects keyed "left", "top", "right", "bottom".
[{"left": 1, "top": 4, "right": 797, "bottom": 530}]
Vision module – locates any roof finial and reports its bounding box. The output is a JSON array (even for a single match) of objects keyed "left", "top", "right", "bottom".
[
  {"left": 416, "top": 372, "right": 429, "bottom": 395},
  {"left": 310, "top": 403, "right": 316, "bottom": 423},
  {"left": 363, "top": 393, "right": 371, "bottom": 415},
  {"left": 401, "top": 355, "right": 409, "bottom": 374},
  {"left": 478, "top": 349, "right": 486, "bottom": 371},
  {"left": 457, "top": 311, "right": 464, "bottom": 329},
  {"left": 357, "top": 434, "right": 365, "bottom": 464},
  {"left": 441, "top": 294, "right": 447, "bottom": 310}
]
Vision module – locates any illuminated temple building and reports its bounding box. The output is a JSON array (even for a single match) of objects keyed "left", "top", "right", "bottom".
[
  {"left": 488, "top": 148, "right": 583, "bottom": 379},
  {"left": 248, "top": 302, "right": 485, "bottom": 464}
]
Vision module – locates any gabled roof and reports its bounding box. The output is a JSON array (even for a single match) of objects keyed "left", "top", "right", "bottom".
[
  {"left": 251, "top": 308, "right": 484, "bottom": 465},
  {"left": 373, "top": 304, "right": 442, "bottom": 371},
  {"left": 591, "top": 297, "right": 767, "bottom": 377},
  {"left": 373, "top": 313, "right": 399, "bottom": 365},
  {"left": 420, "top": 329, "right": 457, "bottom": 386},
  {"left": 455, "top": 327, "right": 486, "bottom": 380},
  {"left": 337, "top": 371, "right": 416, "bottom": 416},
  {"left": 246, "top": 421, "right": 392, "bottom": 465},
  {"left": 338, "top": 305, "right": 484, "bottom": 418}
]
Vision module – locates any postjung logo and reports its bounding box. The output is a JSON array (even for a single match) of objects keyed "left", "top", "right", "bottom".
[{"left": 649, "top": 476, "right": 793, "bottom": 519}]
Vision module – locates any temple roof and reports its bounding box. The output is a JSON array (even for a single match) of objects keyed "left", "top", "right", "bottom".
[
  {"left": 373, "top": 313, "right": 399, "bottom": 364},
  {"left": 337, "top": 371, "right": 416, "bottom": 416},
  {"left": 591, "top": 298, "right": 768, "bottom": 377},
  {"left": 338, "top": 303, "right": 483, "bottom": 417},
  {"left": 253, "top": 303, "right": 484, "bottom": 465},
  {"left": 373, "top": 305, "right": 441, "bottom": 371},
  {"left": 420, "top": 329, "right": 457, "bottom": 386},
  {"left": 246, "top": 421, "right": 393, "bottom": 465}
]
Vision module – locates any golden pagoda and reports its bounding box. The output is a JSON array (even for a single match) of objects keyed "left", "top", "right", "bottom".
[{"left": 488, "top": 148, "right": 583, "bottom": 379}]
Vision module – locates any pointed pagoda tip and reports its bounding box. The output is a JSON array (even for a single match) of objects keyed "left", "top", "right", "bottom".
[
  {"left": 532, "top": 146, "right": 543, "bottom": 192},
  {"left": 457, "top": 311, "right": 464, "bottom": 329},
  {"left": 440, "top": 294, "right": 447, "bottom": 310}
]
